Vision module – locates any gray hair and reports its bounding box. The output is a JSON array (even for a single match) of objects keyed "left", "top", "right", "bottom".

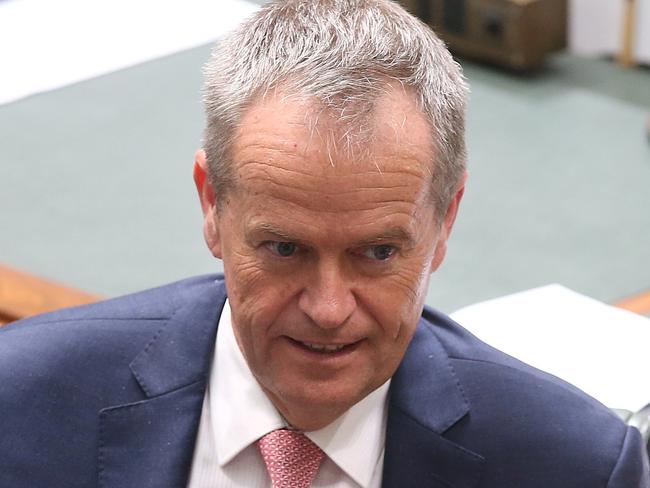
[{"left": 202, "top": 0, "right": 468, "bottom": 215}]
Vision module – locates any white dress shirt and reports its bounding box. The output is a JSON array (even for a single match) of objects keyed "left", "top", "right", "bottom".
[{"left": 187, "top": 299, "right": 389, "bottom": 487}]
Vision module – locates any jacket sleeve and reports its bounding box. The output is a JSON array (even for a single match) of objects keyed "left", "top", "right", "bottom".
[{"left": 608, "top": 426, "right": 650, "bottom": 487}]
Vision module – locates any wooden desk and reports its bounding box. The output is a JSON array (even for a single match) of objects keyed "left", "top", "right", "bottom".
[
  {"left": 0, "top": 265, "right": 101, "bottom": 325},
  {"left": 615, "top": 288, "right": 650, "bottom": 316}
]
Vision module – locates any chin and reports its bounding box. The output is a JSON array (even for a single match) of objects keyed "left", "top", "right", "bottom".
[{"left": 273, "top": 378, "right": 376, "bottom": 430}]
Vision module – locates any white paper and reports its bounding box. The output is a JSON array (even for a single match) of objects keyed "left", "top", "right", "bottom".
[
  {"left": 0, "top": 0, "right": 260, "bottom": 105},
  {"left": 451, "top": 284, "right": 650, "bottom": 412}
]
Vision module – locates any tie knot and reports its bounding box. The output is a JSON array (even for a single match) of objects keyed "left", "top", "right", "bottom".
[{"left": 258, "top": 429, "right": 325, "bottom": 488}]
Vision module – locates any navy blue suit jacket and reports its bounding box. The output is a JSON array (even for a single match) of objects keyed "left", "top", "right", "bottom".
[{"left": 1, "top": 275, "right": 648, "bottom": 487}]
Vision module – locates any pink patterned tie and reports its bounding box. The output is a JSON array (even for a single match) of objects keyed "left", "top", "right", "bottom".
[{"left": 258, "top": 429, "right": 325, "bottom": 488}]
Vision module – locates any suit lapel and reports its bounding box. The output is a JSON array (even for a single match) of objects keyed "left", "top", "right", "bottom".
[
  {"left": 383, "top": 320, "right": 485, "bottom": 488},
  {"left": 98, "top": 278, "right": 226, "bottom": 488},
  {"left": 98, "top": 381, "right": 206, "bottom": 488}
]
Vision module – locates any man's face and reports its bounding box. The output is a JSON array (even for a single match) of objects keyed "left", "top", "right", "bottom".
[{"left": 195, "top": 86, "right": 464, "bottom": 430}]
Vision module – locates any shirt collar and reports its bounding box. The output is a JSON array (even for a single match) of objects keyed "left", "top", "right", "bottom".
[
  {"left": 212, "top": 299, "right": 390, "bottom": 488},
  {"left": 305, "top": 380, "right": 389, "bottom": 487}
]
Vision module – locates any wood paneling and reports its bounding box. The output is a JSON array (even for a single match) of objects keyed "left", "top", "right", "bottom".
[
  {"left": 618, "top": 0, "right": 638, "bottom": 67},
  {"left": 0, "top": 264, "right": 101, "bottom": 325}
]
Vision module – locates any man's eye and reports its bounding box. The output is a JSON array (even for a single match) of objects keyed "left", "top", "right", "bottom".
[
  {"left": 361, "top": 245, "right": 396, "bottom": 261},
  {"left": 265, "top": 241, "right": 298, "bottom": 257}
]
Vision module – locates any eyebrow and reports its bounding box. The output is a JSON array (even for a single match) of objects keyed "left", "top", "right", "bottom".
[
  {"left": 356, "top": 227, "right": 417, "bottom": 247},
  {"left": 248, "top": 222, "right": 297, "bottom": 242},
  {"left": 248, "top": 222, "right": 416, "bottom": 247}
]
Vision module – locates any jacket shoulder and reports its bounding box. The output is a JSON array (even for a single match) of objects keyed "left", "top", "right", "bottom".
[
  {"left": 419, "top": 306, "right": 649, "bottom": 487},
  {"left": 0, "top": 273, "right": 223, "bottom": 372},
  {"left": 0, "top": 275, "right": 225, "bottom": 487}
]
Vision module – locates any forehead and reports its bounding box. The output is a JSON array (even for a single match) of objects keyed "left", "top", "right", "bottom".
[{"left": 229, "top": 86, "right": 435, "bottom": 213}]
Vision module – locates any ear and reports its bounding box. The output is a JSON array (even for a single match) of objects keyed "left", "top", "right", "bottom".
[
  {"left": 430, "top": 171, "right": 468, "bottom": 272},
  {"left": 193, "top": 149, "right": 223, "bottom": 259}
]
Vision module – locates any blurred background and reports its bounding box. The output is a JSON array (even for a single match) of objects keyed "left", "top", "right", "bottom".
[{"left": 1, "top": 0, "right": 649, "bottom": 320}]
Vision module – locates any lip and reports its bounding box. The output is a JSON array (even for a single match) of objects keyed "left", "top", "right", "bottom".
[{"left": 285, "top": 336, "right": 361, "bottom": 360}]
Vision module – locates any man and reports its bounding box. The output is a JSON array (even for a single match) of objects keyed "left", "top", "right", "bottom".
[{"left": 1, "top": 1, "right": 648, "bottom": 487}]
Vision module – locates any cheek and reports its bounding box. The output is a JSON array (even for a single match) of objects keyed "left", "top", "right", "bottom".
[
  {"left": 360, "top": 270, "right": 428, "bottom": 342},
  {"left": 392, "top": 238, "right": 438, "bottom": 313},
  {"left": 388, "top": 261, "right": 432, "bottom": 311},
  {"left": 223, "top": 250, "right": 262, "bottom": 302},
  {"left": 223, "top": 249, "right": 301, "bottom": 341}
]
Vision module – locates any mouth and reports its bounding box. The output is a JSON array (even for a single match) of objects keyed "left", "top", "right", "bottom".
[
  {"left": 287, "top": 337, "right": 360, "bottom": 355},
  {"left": 300, "top": 341, "right": 347, "bottom": 353}
]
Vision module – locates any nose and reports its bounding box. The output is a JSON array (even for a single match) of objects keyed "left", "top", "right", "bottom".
[{"left": 298, "top": 261, "right": 357, "bottom": 330}]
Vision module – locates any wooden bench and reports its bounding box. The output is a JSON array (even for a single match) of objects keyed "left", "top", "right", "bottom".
[
  {"left": 615, "top": 289, "right": 650, "bottom": 317},
  {"left": 0, "top": 265, "right": 100, "bottom": 326}
]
